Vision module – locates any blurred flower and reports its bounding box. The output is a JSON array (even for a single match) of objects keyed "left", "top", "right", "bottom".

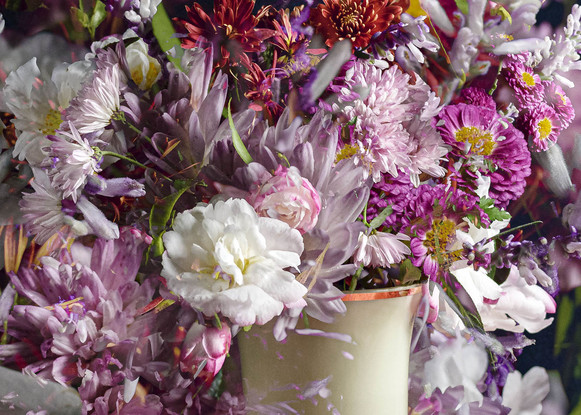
[
  {"left": 161, "top": 198, "right": 307, "bottom": 326},
  {"left": 501, "top": 367, "right": 550, "bottom": 415},
  {"left": 3, "top": 59, "right": 90, "bottom": 165}
]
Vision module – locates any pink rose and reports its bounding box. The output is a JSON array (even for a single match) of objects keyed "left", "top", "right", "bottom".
[{"left": 248, "top": 165, "right": 321, "bottom": 234}]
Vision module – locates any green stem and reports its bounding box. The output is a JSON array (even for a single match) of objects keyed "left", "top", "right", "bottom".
[{"left": 99, "top": 150, "right": 148, "bottom": 170}]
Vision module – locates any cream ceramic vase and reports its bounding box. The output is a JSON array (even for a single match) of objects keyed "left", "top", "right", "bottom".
[{"left": 237, "top": 284, "right": 424, "bottom": 414}]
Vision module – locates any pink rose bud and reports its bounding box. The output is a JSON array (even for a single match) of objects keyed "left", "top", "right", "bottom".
[{"left": 248, "top": 165, "right": 322, "bottom": 234}]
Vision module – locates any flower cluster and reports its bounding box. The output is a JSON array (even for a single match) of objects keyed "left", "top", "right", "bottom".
[{"left": 0, "top": 0, "right": 579, "bottom": 413}]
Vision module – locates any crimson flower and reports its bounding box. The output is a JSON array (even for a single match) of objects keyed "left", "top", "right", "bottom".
[
  {"left": 309, "top": 0, "right": 409, "bottom": 50},
  {"left": 176, "top": 0, "right": 274, "bottom": 69}
]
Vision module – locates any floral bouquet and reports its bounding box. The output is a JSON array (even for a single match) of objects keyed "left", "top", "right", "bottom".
[{"left": 0, "top": 0, "right": 578, "bottom": 413}]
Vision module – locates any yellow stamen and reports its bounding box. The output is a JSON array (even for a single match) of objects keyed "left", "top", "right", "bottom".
[
  {"left": 521, "top": 72, "right": 536, "bottom": 87},
  {"left": 537, "top": 118, "right": 552, "bottom": 140},
  {"left": 335, "top": 144, "right": 358, "bottom": 162},
  {"left": 454, "top": 126, "right": 496, "bottom": 156},
  {"left": 40, "top": 109, "right": 63, "bottom": 135}
]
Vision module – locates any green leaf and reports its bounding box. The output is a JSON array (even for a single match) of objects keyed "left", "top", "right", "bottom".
[
  {"left": 149, "top": 180, "right": 190, "bottom": 235},
  {"left": 228, "top": 100, "right": 253, "bottom": 164},
  {"left": 479, "top": 197, "right": 511, "bottom": 222},
  {"left": 368, "top": 206, "right": 393, "bottom": 230},
  {"left": 454, "top": 0, "right": 469, "bottom": 15},
  {"left": 71, "top": 7, "right": 90, "bottom": 28},
  {"left": 399, "top": 259, "right": 422, "bottom": 284},
  {"left": 88, "top": 1, "right": 107, "bottom": 38},
  {"left": 555, "top": 294, "right": 574, "bottom": 355},
  {"left": 151, "top": 3, "right": 182, "bottom": 68}
]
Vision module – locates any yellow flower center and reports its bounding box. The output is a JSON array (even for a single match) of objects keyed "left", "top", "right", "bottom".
[
  {"left": 423, "top": 219, "right": 462, "bottom": 265},
  {"left": 537, "top": 117, "right": 552, "bottom": 140},
  {"left": 40, "top": 109, "right": 63, "bottom": 135},
  {"left": 454, "top": 126, "right": 496, "bottom": 156},
  {"left": 335, "top": 143, "right": 358, "bottom": 162},
  {"left": 521, "top": 72, "right": 536, "bottom": 87},
  {"left": 131, "top": 60, "right": 161, "bottom": 90}
]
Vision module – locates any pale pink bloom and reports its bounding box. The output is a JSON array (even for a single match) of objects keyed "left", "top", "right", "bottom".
[
  {"left": 479, "top": 266, "right": 556, "bottom": 334},
  {"left": 337, "top": 61, "right": 447, "bottom": 182},
  {"left": 43, "top": 122, "right": 101, "bottom": 202},
  {"left": 248, "top": 165, "right": 321, "bottom": 234},
  {"left": 502, "top": 367, "right": 550, "bottom": 415},
  {"left": 353, "top": 230, "right": 410, "bottom": 268}
]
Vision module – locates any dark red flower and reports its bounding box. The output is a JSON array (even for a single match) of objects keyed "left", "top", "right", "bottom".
[
  {"left": 176, "top": 0, "right": 274, "bottom": 68},
  {"left": 309, "top": 0, "right": 409, "bottom": 50}
]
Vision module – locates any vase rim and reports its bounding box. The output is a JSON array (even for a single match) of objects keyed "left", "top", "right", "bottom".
[{"left": 342, "top": 282, "right": 425, "bottom": 302}]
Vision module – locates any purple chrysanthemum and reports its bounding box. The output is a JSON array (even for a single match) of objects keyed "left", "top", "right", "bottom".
[
  {"left": 0, "top": 228, "right": 155, "bottom": 414},
  {"left": 459, "top": 87, "right": 496, "bottom": 110},
  {"left": 435, "top": 103, "right": 531, "bottom": 207}
]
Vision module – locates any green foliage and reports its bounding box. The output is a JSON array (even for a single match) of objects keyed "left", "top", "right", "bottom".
[
  {"left": 479, "top": 197, "right": 511, "bottom": 222},
  {"left": 368, "top": 206, "right": 393, "bottom": 230},
  {"left": 228, "top": 100, "right": 253, "bottom": 164},
  {"left": 147, "top": 180, "right": 191, "bottom": 258},
  {"left": 399, "top": 259, "right": 422, "bottom": 284},
  {"left": 71, "top": 0, "right": 106, "bottom": 39},
  {"left": 151, "top": 3, "right": 182, "bottom": 68}
]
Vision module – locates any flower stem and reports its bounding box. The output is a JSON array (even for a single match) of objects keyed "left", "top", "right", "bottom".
[{"left": 99, "top": 150, "right": 148, "bottom": 170}]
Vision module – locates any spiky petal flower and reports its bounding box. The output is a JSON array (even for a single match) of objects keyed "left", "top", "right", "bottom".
[
  {"left": 337, "top": 61, "right": 447, "bottom": 183},
  {"left": 435, "top": 103, "right": 531, "bottom": 207},
  {"left": 0, "top": 228, "right": 155, "bottom": 413},
  {"left": 65, "top": 64, "right": 122, "bottom": 136},
  {"left": 161, "top": 198, "right": 308, "bottom": 326},
  {"left": 177, "top": 0, "right": 273, "bottom": 68},
  {"left": 309, "top": 0, "right": 409, "bottom": 50},
  {"left": 353, "top": 230, "right": 410, "bottom": 268},
  {"left": 42, "top": 122, "right": 102, "bottom": 202}
]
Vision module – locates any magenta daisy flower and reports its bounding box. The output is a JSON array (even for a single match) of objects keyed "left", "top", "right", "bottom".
[
  {"left": 542, "top": 80, "right": 575, "bottom": 130},
  {"left": 434, "top": 103, "right": 531, "bottom": 207},
  {"left": 517, "top": 103, "right": 561, "bottom": 152},
  {"left": 503, "top": 59, "right": 543, "bottom": 107}
]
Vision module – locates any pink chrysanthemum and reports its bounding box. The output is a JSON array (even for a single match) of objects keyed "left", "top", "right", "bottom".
[
  {"left": 503, "top": 59, "right": 543, "bottom": 107},
  {"left": 435, "top": 103, "right": 531, "bottom": 207},
  {"left": 517, "top": 103, "right": 561, "bottom": 152},
  {"left": 542, "top": 80, "right": 575, "bottom": 130},
  {"left": 336, "top": 61, "right": 447, "bottom": 183}
]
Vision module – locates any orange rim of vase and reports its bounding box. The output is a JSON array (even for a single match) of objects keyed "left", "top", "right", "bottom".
[{"left": 342, "top": 284, "right": 423, "bottom": 302}]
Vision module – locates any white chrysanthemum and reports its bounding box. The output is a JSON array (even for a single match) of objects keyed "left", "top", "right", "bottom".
[
  {"left": 337, "top": 61, "right": 447, "bottom": 182},
  {"left": 3, "top": 58, "right": 91, "bottom": 165},
  {"left": 43, "top": 122, "right": 101, "bottom": 202},
  {"left": 161, "top": 198, "right": 308, "bottom": 326},
  {"left": 66, "top": 64, "right": 121, "bottom": 135}
]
